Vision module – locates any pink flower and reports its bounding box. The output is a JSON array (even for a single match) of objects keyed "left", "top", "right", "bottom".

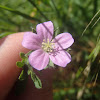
[{"left": 22, "top": 21, "right": 74, "bottom": 70}]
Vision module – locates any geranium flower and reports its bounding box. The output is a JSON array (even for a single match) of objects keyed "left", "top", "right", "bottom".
[{"left": 22, "top": 21, "right": 74, "bottom": 70}]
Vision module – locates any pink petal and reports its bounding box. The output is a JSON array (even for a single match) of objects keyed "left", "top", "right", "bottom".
[
  {"left": 49, "top": 50, "right": 71, "bottom": 67},
  {"left": 29, "top": 49, "right": 49, "bottom": 70},
  {"left": 22, "top": 32, "right": 42, "bottom": 50},
  {"left": 36, "top": 21, "right": 54, "bottom": 41},
  {"left": 53, "top": 33, "right": 74, "bottom": 50}
]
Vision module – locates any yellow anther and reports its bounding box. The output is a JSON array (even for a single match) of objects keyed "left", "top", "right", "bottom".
[{"left": 41, "top": 38, "right": 55, "bottom": 53}]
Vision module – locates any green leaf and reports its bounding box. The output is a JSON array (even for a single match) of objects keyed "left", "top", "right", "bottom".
[
  {"left": 18, "top": 50, "right": 42, "bottom": 89},
  {"left": 20, "top": 52, "right": 26, "bottom": 59},
  {"left": 34, "top": 75, "right": 42, "bottom": 89},
  {"left": 31, "top": 72, "right": 42, "bottom": 89},
  {"left": 16, "top": 61, "right": 24, "bottom": 68},
  {"left": 15, "top": 69, "right": 28, "bottom": 96},
  {"left": 19, "top": 70, "right": 27, "bottom": 80},
  {"left": 28, "top": 67, "right": 42, "bottom": 89},
  {"left": 27, "top": 69, "right": 31, "bottom": 75}
]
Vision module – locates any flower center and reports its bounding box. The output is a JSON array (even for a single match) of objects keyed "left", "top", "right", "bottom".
[{"left": 42, "top": 39, "right": 55, "bottom": 53}]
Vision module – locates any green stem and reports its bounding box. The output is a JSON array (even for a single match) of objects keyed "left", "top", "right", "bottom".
[
  {"left": 93, "top": 0, "right": 98, "bottom": 15},
  {"left": 0, "top": 5, "right": 40, "bottom": 22},
  {"left": 28, "top": 0, "right": 49, "bottom": 21}
]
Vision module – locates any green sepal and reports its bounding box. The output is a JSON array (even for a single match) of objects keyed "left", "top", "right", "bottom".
[
  {"left": 25, "top": 50, "right": 33, "bottom": 56},
  {"left": 44, "top": 60, "right": 55, "bottom": 69},
  {"left": 32, "top": 28, "right": 36, "bottom": 33},
  {"left": 16, "top": 61, "right": 24, "bottom": 68},
  {"left": 66, "top": 48, "right": 71, "bottom": 52},
  {"left": 49, "top": 59, "right": 55, "bottom": 67}
]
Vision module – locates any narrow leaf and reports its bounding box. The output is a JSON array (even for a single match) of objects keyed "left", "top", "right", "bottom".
[
  {"left": 27, "top": 67, "right": 42, "bottom": 89},
  {"left": 34, "top": 75, "right": 42, "bottom": 89},
  {"left": 15, "top": 69, "right": 28, "bottom": 95},
  {"left": 19, "top": 70, "right": 26, "bottom": 80},
  {"left": 31, "top": 71, "right": 42, "bottom": 89}
]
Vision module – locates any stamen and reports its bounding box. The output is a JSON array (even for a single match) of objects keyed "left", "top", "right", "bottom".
[{"left": 41, "top": 38, "right": 55, "bottom": 53}]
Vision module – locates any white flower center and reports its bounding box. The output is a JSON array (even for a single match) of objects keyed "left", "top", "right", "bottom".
[{"left": 42, "top": 39, "right": 55, "bottom": 53}]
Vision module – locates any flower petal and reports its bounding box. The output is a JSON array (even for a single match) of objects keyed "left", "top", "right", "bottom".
[
  {"left": 49, "top": 50, "right": 71, "bottom": 67},
  {"left": 36, "top": 21, "right": 54, "bottom": 41},
  {"left": 22, "top": 32, "right": 42, "bottom": 50},
  {"left": 29, "top": 49, "right": 49, "bottom": 70},
  {"left": 53, "top": 33, "right": 74, "bottom": 50}
]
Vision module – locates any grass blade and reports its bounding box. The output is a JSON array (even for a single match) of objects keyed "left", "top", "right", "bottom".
[
  {"left": 0, "top": 5, "right": 40, "bottom": 22},
  {"left": 82, "top": 9, "right": 100, "bottom": 36}
]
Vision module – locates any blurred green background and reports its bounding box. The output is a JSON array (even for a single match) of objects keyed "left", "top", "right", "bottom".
[{"left": 0, "top": 0, "right": 100, "bottom": 100}]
